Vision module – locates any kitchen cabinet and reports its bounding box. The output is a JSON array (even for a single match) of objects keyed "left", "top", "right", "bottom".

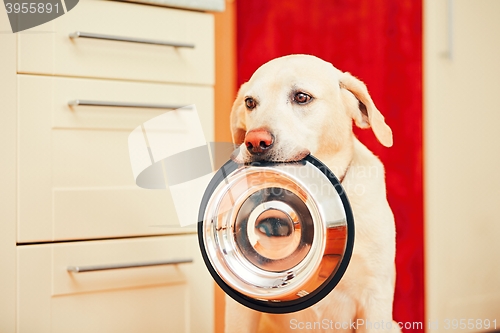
[
  {"left": 425, "top": 0, "right": 500, "bottom": 331},
  {"left": 0, "top": 1, "right": 215, "bottom": 331}
]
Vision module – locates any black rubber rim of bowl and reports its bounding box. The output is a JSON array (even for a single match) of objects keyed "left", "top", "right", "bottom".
[{"left": 197, "top": 155, "right": 355, "bottom": 314}]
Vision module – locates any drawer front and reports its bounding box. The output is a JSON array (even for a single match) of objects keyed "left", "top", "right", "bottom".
[
  {"left": 18, "top": 75, "right": 214, "bottom": 242},
  {"left": 17, "top": 235, "right": 214, "bottom": 333},
  {"left": 18, "top": 0, "right": 214, "bottom": 85}
]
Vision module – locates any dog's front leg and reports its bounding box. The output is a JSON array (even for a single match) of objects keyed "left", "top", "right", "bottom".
[
  {"left": 355, "top": 284, "right": 401, "bottom": 333},
  {"left": 224, "top": 295, "right": 262, "bottom": 333}
]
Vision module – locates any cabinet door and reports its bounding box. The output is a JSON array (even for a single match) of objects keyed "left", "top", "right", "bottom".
[
  {"left": 17, "top": 0, "right": 214, "bottom": 85},
  {"left": 425, "top": 0, "right": 500, "bottom": 330},
  {"left": 18, "top": 75, "right": 214, "bottom": 242},
  {"left": 17, "top": 234, "right": 214, "bottom": 333}
]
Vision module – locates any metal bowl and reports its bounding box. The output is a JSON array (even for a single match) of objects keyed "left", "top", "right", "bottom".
[{"left": 198, "top": 155, "right": 354, "bottom": 313}]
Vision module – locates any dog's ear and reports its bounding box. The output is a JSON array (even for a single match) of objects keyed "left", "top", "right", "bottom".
[
  {"left": 230, "top": 82, "right": 248, "bottom": 145},
  {"left": 340, "top": 72, "right": 393, "bottom": 147}
]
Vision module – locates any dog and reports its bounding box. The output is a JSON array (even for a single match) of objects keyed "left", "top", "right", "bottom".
[{"left": 226, "top": 54, "right": 400, "bottom": 333}]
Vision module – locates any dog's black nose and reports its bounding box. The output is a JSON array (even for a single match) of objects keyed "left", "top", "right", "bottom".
[{"left": 245, "top": 129, "right": 274, "bottom": 155}]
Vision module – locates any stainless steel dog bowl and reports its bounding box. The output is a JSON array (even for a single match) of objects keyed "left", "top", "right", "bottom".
[{"left": 198, "top": 155, "right": 354, "bottom": 313}]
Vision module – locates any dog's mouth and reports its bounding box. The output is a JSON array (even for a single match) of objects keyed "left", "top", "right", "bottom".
[{"left": 230, "top": 147, "right": 311, "bottom": 164}]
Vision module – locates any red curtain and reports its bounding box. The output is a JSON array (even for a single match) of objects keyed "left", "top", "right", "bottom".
[{"left": 236, "top": 1, "right": 424, "bottom": 331}]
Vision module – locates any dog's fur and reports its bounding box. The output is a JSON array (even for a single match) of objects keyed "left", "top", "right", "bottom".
[{"left": 226, "top": 55, "right": 399, "bottom": 333}]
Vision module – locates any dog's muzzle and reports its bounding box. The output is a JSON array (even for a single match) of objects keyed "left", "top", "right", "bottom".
[{"left": 198, "top": 155, "right": 354, "bottom": 314}]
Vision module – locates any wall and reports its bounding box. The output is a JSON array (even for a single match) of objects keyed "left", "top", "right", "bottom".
[
  {"left": 236, "top": 0, "right": 424, "bottom": 330},
  {"left": 213, "top": 0, "right": 237, "bottom": 331}
]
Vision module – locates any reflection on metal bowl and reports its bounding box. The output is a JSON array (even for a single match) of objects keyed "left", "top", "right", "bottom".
[{"left": 198, "top": 155, "right": 354, "bottom": 313}]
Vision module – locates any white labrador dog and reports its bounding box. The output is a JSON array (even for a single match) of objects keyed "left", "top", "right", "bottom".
[{"left": 227, "top": 55, "right": 400, "bottom": 333}]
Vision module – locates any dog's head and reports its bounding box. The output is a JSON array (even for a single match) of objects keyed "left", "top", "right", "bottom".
[{"left": 230, "top": 54, "right": 392, "bottom": 164}]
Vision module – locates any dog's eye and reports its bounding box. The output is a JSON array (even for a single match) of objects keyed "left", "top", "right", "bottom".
[
  {"left": 245, "top": 97, "right": 256, "bottom": 110},
  {"left": 294, "top": 92, "right": 312, "bottom": 104}
]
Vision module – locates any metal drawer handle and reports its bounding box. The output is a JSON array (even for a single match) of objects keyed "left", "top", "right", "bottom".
[
  {"left": 67, "top": 258, "right": 193, "bottom": 273},
  {"left": 68, "top": 100, "right": 187, "bottom": 110},
  {"left": 69, "top": 31, "right": 195, "bottom": 49}
]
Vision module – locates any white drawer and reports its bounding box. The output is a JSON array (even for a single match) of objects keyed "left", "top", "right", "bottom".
[
  {"left": 18, "top": 74, "right": 213, "bottom": 242},
  {"left": 17, "top": 234, "right": 214, "bottom": 333},
  {"left": 18, "top": 0, "right": 214, "bottom": 85}
]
